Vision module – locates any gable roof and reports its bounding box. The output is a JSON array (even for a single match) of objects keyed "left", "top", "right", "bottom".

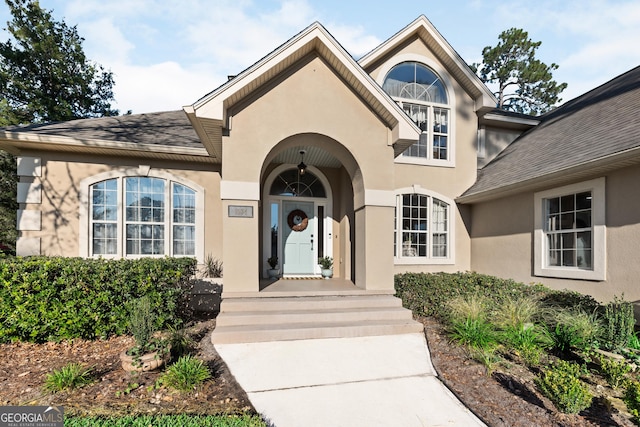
[
  {"left": 184, "top": 21, "right": 421, "bottom": 160},
  {"left": 0, "top": 110, "right": 212, "bottom": 162},
  {"left": 358, "top": 15, "right": 497, "bottom": 114},
  {"left": 458, "top": 66, "right": 640, "bottom": 203}
]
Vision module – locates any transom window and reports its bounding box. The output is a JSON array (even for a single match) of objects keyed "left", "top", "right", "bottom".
[
  {"left": 394, "top": 193, "right": 449, "bottom": 259},
  {"left": 269, "top": 169, "right": 326, "bottom": 197},
  {"left": 90, "top": 176, "right": 196, "bottom": 257},
  {"left": 383, "top": 62, "right": 450, "bottom": 161}
]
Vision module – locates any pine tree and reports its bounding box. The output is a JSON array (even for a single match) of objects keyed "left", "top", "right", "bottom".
[
  {"left": 0, "top": 0, "right": 118, "bottom": 253},
  {"left": 472, "top": 28, "right": 567, "bottom": 116}
]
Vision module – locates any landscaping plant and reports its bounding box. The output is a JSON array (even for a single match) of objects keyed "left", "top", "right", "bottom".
[
  {"left": 64, "top": 414, "right": 268, "bottom": 427},
  {"left": 597, "top": 355, "right": 632, "bottom": 389},
  {"left": 44, "top": 362, "right": 93, "bottom": 392},
  {"left": 551, "top": 309, "right": 602, "bottom": 354},
  {"left": 202, "top": 254, "right": 223, "bottom": 278},
  {"left": 0, "top": 256, "right": 196, "bottom": 343},
  {"left": 160, "top": 355, "right": 211, "bottom": 392},
  {"left": 624, "top": 380, "right": 640, "bottom": 424},
  {"left": 601, "top": 295, "right": 635, "bottom": 352},
  {"left": 536, "top": 360, "right": 593, "bottom": 414}
]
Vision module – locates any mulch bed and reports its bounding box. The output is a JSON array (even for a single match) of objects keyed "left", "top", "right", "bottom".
[{"left": 0, "top": 315, "right": 636, "bottom": 426}]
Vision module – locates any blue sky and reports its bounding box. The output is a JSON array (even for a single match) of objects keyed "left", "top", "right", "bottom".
[{"left": 1, "top": 0, "right": 639, "bottom": 114}]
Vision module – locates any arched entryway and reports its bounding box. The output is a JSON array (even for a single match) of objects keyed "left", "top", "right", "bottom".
[{"left": 262, "top": 164, "right": 333, "bottom": 278}]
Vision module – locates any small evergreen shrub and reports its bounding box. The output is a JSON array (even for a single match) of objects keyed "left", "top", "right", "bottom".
[
  {"left": 597, "top": 355, "right": 632, "bottom": 389},
  {"left": 536, "top": 360, "right": 593, "bottom": 414},
  {"left": 624, "top": 380, "right": 640, "bottom": 424},
  {"left": 44, "top": 363, "right": 93, "bottom": 392},
  {"left": 161, "top": 355, "right": 211, "bottom": 392},
  {"left": 0, "top": 256, "right": 196, "bottom": 343},
  {"left": 601, "top": 295, "right": 635, "bottom": 352}
]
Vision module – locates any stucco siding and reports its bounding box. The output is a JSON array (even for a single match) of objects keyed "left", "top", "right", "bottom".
[
  {"left": 469, "top": 164, "right": 640, "bottom": 303},
  {"left": 19, "top": 151, "right": 222, "bottom": 261},
  {"left": 224, "top": 55, "right": 394, "bottom": 190}
]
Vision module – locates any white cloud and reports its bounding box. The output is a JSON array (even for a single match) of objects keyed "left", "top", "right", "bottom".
[
  {"left": 111, "top": 61, "right": 223, "bottom": 113},
  {"left": 327, "top": 23, "right": 381, "bottom": 58}
]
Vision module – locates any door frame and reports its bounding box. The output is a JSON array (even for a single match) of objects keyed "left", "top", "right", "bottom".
[{"left": 262, "top": 164, "right": 333, "bottom": 278}]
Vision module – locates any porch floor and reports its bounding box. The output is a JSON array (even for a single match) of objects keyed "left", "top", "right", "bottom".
[{"left": 221, "top": 278, "right": 394, "bottom": 298}]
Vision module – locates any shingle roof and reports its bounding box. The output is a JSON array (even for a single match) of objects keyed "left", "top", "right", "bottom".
[
  {"left": 3, "top": 110, "right": 202, "bottom": 149},
  {"left": 461, "top": 65, "right": 640, "bottom": 201}
]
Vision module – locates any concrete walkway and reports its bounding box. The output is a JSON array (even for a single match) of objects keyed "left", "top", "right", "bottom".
[{"left": 215, "top": 333, "right": 486, "bottom": 426}]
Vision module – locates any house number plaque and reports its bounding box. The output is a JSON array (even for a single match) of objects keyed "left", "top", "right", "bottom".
[{"left": 228, "top": 205, "right": 254, "bottom": 218}]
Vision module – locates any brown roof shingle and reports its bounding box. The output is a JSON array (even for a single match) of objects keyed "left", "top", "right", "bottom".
[
  {"left": 3, "top": 110, "right": 202, "bottom": 149},
  {"left": 461, "top": 66, "right": 640, "bottom": 201}
]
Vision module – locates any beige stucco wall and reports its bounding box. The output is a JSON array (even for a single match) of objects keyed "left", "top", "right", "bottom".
[
  {"left": 17, "top": 150, "right": 222, "bottom": 262},
  {"left": 470, "top": 164, "right": 640, "bottom": 304},
  {"left": 479, "top": 126, "right": 523, "bottom": 168},
  {"left": 225, "top": 55, "right": 395, "bottom": 191},
  {"left": 220, "top": 53, "right": 397, "bottom": 290},
  {"left": 366, "top": 36, "right": 481, "bottom": 275}
]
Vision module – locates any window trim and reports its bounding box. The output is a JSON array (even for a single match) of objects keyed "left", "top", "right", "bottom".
[
  {"left": 80, "top": 167, "right": 205, "bottom": 262},
  {"left": 375, "top": 53, "right": 456, "bottom": 168},
  {"left": 534, "top": 178, "right": 606, "bottom": 281},
  {"left": 393, "top": 187, "right": 455, "bottom": 265}
]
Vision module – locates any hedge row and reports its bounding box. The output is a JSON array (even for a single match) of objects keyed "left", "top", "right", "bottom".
[
  {"left": 394, "top": 271, "right": 600, "bottom": 321},
  {"left": 0, "top": 256, "right": 197, "bottom": 343}
]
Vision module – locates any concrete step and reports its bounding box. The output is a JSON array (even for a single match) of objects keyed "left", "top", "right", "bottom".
[
  {"left": 211, "top": 294, "right": 423, "bottom": 344},
  {"left": 219, "top": 295, "right": 403, "bottom": 312},
  {"left": 211, "top": 319, "right": 424, "bottom": 344},
  {"left": 216, "top": 306, "right": 413, "bottom": 327}
]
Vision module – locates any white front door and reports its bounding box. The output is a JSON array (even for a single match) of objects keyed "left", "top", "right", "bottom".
[{"left": 282, "top": 200, "right": 315, "bottom": 275}]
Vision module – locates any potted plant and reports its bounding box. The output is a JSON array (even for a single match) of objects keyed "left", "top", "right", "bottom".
[
  {"left": 318, "top": 256, "right": 333, "bottom": 279},
  {"left": 267, "top": 256, "right": 279, "bottom": 279},
  {"left": 120, "top": 296, "right": 169, "bottom": 372}
]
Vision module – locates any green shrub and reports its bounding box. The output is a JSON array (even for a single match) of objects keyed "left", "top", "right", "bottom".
[
  {"left": 161, "top": 355, "right": 211, "bottom": 392},
  {"left": 450, "top": 317, "right": 498, "bottom": 350},
  {"left": 536, "top": 360, "right": 593, "bottom": 414},
  {"left": 0, "top": 256, "right": 196, "bottom": 343},
  {"left": 168, "top": 326, "right": 195, "bottom": 360},
  {"left": 494, "top": 295, "right": 541, "bottom": 330},
  {"left": 447, "top": 295, "right": 488, "bottom": 324},
  {"left": 539, "top": 290, "right": 600, "bottom": 313},
  {"left": 44, "top": 363, "right": 93, "bottom": 392},
  {"left": 64, "top": 414, "right": 268, "bottom": 427},
  {"left": 394, "top": 272, "right": 547, "bottom": 321},
  {"left": 501, "top": 324, "right": 551, "bottom": 366},
  {"left": 551, "top": 309, "right": 602, "bottom": 353},
  {"left": 624, "top": 380, "right": 640, "bottom": 423},
  {"left": 597, "top": 355, "right": 632, "bottom": 389},
  {"left": 601, "top": 295, "right": 635, "bottom": 352}
]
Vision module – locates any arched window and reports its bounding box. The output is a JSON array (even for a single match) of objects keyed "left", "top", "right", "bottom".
[
  {"left": 269, "top": 169, "right": 326, "bottom": 198},
  {"left": 394, "top": 192, "right": 450, "bottom": 260},
  {"left": 87, "top": 173, "right": 200, "bottom": 258},
  {"left": 383, "top": 62, "right": 450, "bottom": 161}
]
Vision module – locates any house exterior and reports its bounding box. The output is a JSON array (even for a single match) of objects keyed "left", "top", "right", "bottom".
[{"left": 1, "top": 16, "right": 639, "bottom": 304}]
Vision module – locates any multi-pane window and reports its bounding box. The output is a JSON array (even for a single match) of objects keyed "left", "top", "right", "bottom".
[
  {"left": 394, "top": 194, "right": 449, "bottom": 259},
  {"left": 544, "top": 191, "right": 592, "bottom": 269},
  {"left": 383, "top": 62, "right": 450, "bottom": 161},
  {"left": 89, "top": 177, "right": 197, "bottom": 257},
  {"left": 172, "top": 183, "right": 196, "bottom": 256},
  {"left": 126, "top": 177, "right": 165, "bottom": 255},
  {"left": 91, "top": 179, "right": 118, "bottom": 255}
]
